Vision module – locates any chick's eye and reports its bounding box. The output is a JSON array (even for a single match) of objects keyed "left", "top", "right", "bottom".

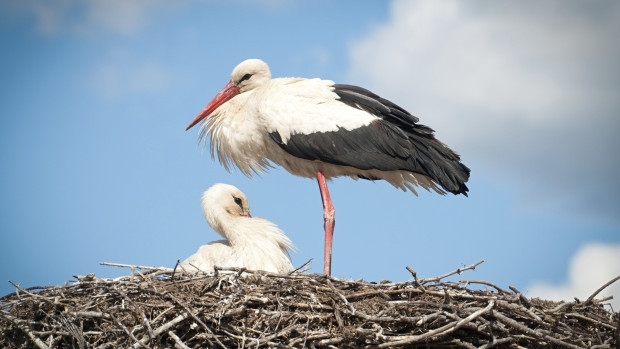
[{"left": 233, "top": 196, "right": 242, "bottom": 207}]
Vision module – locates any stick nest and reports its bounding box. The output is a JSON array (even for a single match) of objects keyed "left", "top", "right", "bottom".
[{"left": 1, "top": 262, "right": 618, "bottom": 349}]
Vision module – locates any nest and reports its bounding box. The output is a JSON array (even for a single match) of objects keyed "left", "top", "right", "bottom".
[{"left": 1, "top": 261, "right": 618, "bottom": 349}]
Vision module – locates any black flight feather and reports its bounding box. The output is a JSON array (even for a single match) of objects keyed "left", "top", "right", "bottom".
[{"left": 268, "top": 84, "right": 470, "bottom": 196}]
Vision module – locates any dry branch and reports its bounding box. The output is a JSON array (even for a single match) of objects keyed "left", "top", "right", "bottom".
[{"left": 1, "top": 264, "right": 617, "bottom": 348}]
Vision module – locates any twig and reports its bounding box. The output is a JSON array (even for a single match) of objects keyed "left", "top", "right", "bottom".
[
  {"left": 130, "top": 313, "right": 188, "bottom": 349},
  {"left": 420, "top": 259, "right": 485, "bottom": 283},
  {"left": 69, "top": 311, "right": 112, "bottom": 319},
  {"left": 457, "top": 279, "right": 511, "bottom": 294},
  {"left": 495, "top": 299, "right": 543, "bottom": 323},
  {"left": 327, "top": 279, "right": 355, "bottom": 315},
  {"left": 171, "top": 259, "right": 181, "bottom": 280},
  {"left": 168, "top": 331, "right": 191, "bottom": 349},
  {"left": 124, "top": 293, "right": 155, "bottom": 340},
  {"left": 290, "top": 259, "right": 313, "bottom": 274},
  {"left": 546, "top": 301, "right": 572, "bottom": 313},
  {"left": 477, "top": 337, "right": 514, "bottom": 349},
  {"left": 509, "top": 285, "right": 532, "bottom": 308},
  {"left": 586, "top": 274, "right": 620, "bottom": 304},
  {"left": 100, "top": 261, "right": 173, "bottom": 272},
  {"left": 405, "top": 266, "right": 425, "bottom": 291},
  {"left": 565, "top": 312, "right": 617, "bottom": 331},
  {"left": 301, "top": 316, "right": 310, "bottom": 348},
  {"left": 8, "top": 280, "right": 49, "bottom": 301},
  {"left": 316, "top": 336, "right": 344, "bottom": 346},
  {"left": 260, "top": 323, "right": 306, "bottom": 344}
]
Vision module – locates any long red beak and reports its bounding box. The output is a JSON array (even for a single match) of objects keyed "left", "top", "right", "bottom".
[{"left": 185, "top": 80, "right": 239, "bottom": 131}]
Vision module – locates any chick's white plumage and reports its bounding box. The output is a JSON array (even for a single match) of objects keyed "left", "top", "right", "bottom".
[{"left": 180, "top": 183, "right": 295, "bottom": 274}]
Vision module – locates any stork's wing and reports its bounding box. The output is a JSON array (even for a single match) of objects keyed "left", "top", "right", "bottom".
[{"left": 263, "top": 80, "right": 470, "bottom": 195}]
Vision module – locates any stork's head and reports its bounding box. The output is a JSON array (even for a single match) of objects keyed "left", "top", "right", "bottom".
[
  {"left": 185, "top": 59, "right": 271, "bottom": 130},
  {"left": 231, "top": 58, "right": 271, "bottom": 94}
]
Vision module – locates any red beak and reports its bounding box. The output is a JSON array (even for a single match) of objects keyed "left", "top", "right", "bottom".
[{"left": 185, "top": 80, "right": 240, "bottom": 131}]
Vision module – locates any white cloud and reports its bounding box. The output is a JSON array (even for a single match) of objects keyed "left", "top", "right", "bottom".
[
  {"left": 90, "top": 51, "right": 172, "bottom": 100},
  {"left": 348, "top": 0, "right": 620, "bottom": 222},
  {"left": 350, "top": 1, "right": 620, "bottom": 119},
  {"left": 2, "top": 0, "right": 178, "bottom": 36},
  {"left": 0, "top": 1, "right": 176, "bottom": 98},
  {"left": 526, "top": 242, "right": 620, "bottom": 310},
  {"left": 0, "top": 0, "right": 72, "bottom": 35},
  {"left": 82, "top": 0, "right": 174, "bottom": 36},
  {"left": 128, "top": 62, "right": 170, "bottom": 95}
]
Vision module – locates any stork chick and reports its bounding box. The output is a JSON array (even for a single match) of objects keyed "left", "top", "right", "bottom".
[{"left": 179, "top": 183, "right": 295, "bottom": 274}]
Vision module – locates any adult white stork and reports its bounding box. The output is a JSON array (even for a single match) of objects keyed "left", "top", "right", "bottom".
[
  {"left": 179, "top": 183, "right": 295, "bottom": 274},
  {"left": 186, "top": 59, "right": 470, "bottom": 276}
]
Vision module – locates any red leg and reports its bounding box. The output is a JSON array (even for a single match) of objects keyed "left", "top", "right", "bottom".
[{"left": 316, "top": 170, "right": 335, "bottom": 276}]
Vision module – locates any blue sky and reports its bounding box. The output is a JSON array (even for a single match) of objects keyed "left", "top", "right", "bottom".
[{"left": 1, "top": 0, "right": 618, "bottom": 307}]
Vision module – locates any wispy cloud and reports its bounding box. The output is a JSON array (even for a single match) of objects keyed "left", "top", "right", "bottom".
[
  {"left": 82, "top": 0, "right": 181, "bottom": 36},
  {"left": 526, "top": 242, "right": 620, "bottom": 310},
  {"left": 1, "top": 0, "right": 73, "bottom": 35},
  {"left": 90, "top": 49, "right": 172, "bottom": 100},
  {"left": 348, "top": 0, "right": 620, "bottom": 222},
  {"left": 2, "top": 0, "right": 180, "bottom": 36},
  {"left": 1, "top": 1, "right": 180, "bottom": 99}
]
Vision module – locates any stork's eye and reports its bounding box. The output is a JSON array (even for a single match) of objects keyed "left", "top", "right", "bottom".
[
  {"left": 233, "top": 196, "right": 243, "bottom": 207},
  {"left": 239, "top": 73, "right": 252, "bottom": 83}
]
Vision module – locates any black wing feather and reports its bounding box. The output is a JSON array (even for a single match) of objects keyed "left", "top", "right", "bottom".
[
  {"left": 269, "top": 84, "right": 471, "bottom": 195},
  {"left": 333, "top": 84, "right": 421, "bottom": 129}
]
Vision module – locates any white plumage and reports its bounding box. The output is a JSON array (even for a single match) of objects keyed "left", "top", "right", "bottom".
[
  {"left": 186, "top": 59, "right": 470, "bottom": 275},
  {"left": 179, "top": 183, "right": 295, "bottom": 274}
]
